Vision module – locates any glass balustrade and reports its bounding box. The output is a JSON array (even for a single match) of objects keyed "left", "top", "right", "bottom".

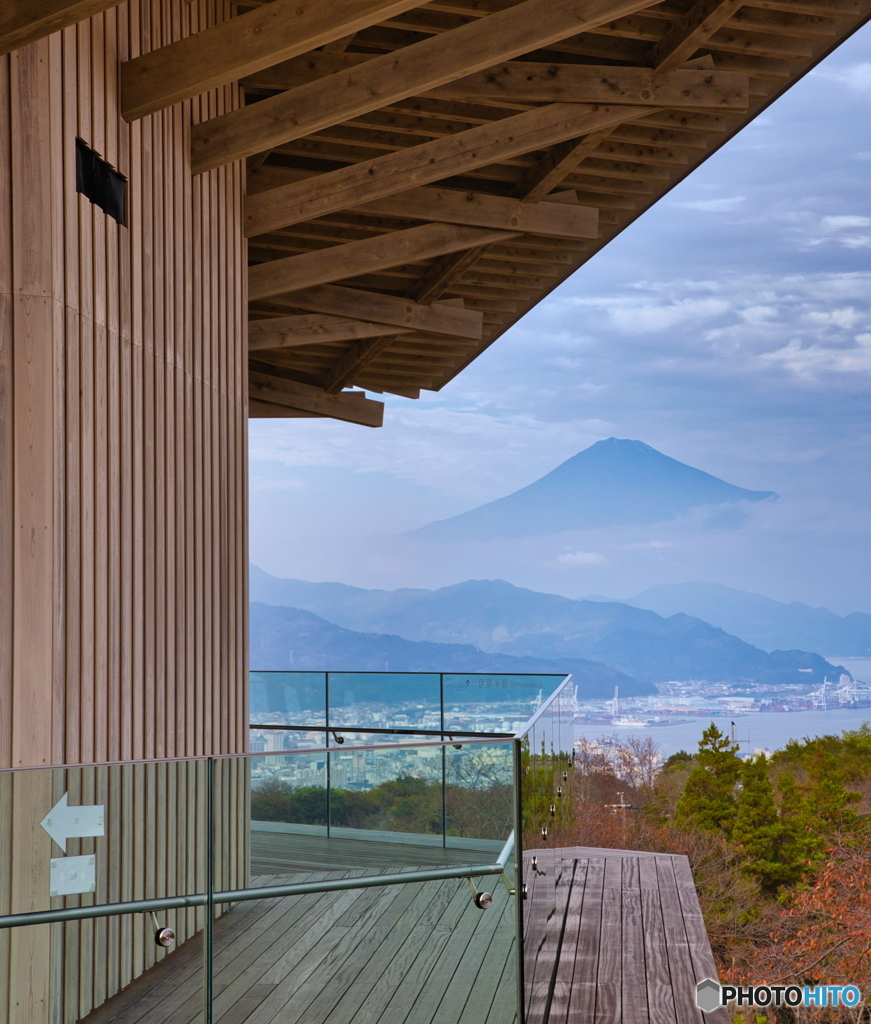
[{"left": 0, "top": 672, "right": 574, "bottom": 1023}]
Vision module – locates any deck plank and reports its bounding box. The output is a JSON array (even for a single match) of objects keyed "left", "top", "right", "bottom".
[
  {"left": 594, "top": 858, "right": 623, "bottom": 1024},
  {"left": 641, "top": 886, "right": 678, "bottom": 1024},
  {"left": 361, "top": 878, "right": 473, "bottom": 1024},
  {"left": 566, "top": 857, "right": 604, "bottom": 1024},
  {"left": 547, "top": 857, "right": 581, "bottom": 1024},
  {"left": 621, "top": 861, "right": 650, "bottom": 1024},
  {"left": 655, "top": 857, "right": 701, "bottom": 1024}
]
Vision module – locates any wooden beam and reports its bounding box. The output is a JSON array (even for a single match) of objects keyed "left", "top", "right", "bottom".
[
  {"left": 245, "top": 103, "right": 650, "bottom": 236},
  {"left": 514, "top": 129, "right": 618, "bottom": 201},
  {"left": 249, "top": 223, "right": 516, "bottom": 302},
  {"left": 363, "top": 385, "right": 422, "bottom": 399},
  {"left": 322, "top": 33, "right": 356, "bottom": 53},
  {"left": 429, "top": 64, "right": 749, "bottom": 108},
  {"left": 320, "top": 337, "right": 403, "bottom": 394},
  {"left": 408, "top": 246, "right": 492, "bottom": 303},
  {"left": 350, "top": 187, "right": 599, "bottom": 240},
  {"left": 248, "top": 314, "right": 411, "bottom": 352},
  {"left": 191, "top": 0, "right": 667, "bottom": 173},
  {"left": 248, "top": 398, "right": 323, "bottom": 419},
  {"left": 240, "top": 51, "right": 370, "bottom": 91},
  {"left": 396, "top": 131, "right": 617, "bottom": 308},
  {"left": 280, "top": 285, "right": 484, "bottom": 339},
  {"left": 119, "top": 0, "right": 426, "bottom": 121},
  {"left": 647, "top": 0, "right": 745, "bottom": 71},
  {"left": 0, "top": 0, "right": 123, "bottom": 56},
  {"left": 248, "top": 371, "right": 385, "bottom": 427}
]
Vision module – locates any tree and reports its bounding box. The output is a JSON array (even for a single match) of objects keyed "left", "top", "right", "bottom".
[
  {"left": 661, "top": 749, "right": 693, "bottom": 770},
  {"left": 732, "top": 754, "right": 806, "bottom": 893},
  {"left": 674, "top": 722, "right": 742, "bottom": 835},
  {"left": 613, "top": 733, "right": 661, "bottom": 790}
]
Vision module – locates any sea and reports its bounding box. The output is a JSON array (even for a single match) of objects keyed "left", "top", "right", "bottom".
[{"left": 574, "top": 656, "right": 871, "bottom": 759}]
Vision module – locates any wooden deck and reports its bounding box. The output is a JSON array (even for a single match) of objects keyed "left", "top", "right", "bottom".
[
  {"left": 83, "top": 833, "right": 517, "bottom": 1024},
  {"left": 84, "top": 839, "right": 724, "bottom": 1024},
  {"left": 522, "top": 847, "right": 728, "bottom": 1024}
]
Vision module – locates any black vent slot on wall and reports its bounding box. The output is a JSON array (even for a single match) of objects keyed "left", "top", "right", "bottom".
[{"left": 75, "top": 138, "right": 127, "bottom": 226}]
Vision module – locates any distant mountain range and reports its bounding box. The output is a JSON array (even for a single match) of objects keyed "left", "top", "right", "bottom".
[
  {"left": 407, "top": 438, "right": 777, "bottom": 542},
  {"left": 250, "top": 567, "right": 845, "bottom": 687},
  {"left": 249, "top": 603, "right": 649, "bottom": 699},
  {"left": 622, "top": 581, "right": 871, "bottom": 656}
]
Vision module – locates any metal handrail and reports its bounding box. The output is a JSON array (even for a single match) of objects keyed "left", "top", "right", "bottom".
[
  {"left": 0, "top": 831, "right": 515, "bottom": 930},
  {"left": 249, "top": 723, "right": 515, "bottom": 739}
]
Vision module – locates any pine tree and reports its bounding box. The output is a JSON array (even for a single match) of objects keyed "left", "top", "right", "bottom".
[
  {"left": 805, "top": 748, "right": 860, "bottom": 831},
  {"left": 732, "top": 754, "right": 806, "bottom": 892},
  {"left": 674, "top": 722, "right": 742, "bottom": 835},
  {"left": 776, "top": 770, "right": 816, "bottom": 874}
]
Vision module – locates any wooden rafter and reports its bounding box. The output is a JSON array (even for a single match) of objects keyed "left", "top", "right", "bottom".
[
  {"left": 407, "top": 246, "right": 495, "bottom": 304},
  {"left": 516, "top": 130, "right": 620, "bottom": 201},
  {"left": 429, "top": 64, "right": 749, "bottom": 108},
  {"left": 245, "top": 104, "right": 651, "bottom": 236},
  {"left": 248, "top": 315, "right": 412, "bottom": 352},
  {"left": 120, "top": 0, "right": 428, "bottom": 120},
  {"left": 190, "top": 0, "right": 666, "bottom": 173},
  {"left": 0, "top": 0, "right": 123, "bottom": 56},
  {"left": 277, "top": 286, "right": 485, "bottom": 339},
  {"left": 249, "top": 222, "right": 517, "bottom": 301},
  {"left": 248, "top": 367, "right": 385, "bottom": 427},
  {"left": 351, "top": 187, "right": 600, "bottom": 239},
  {"left": 647, "top": 0, "right": 747, "bottom": 70}
]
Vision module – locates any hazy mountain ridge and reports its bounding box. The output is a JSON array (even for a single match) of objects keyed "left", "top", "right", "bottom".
[
  {"left": 406, "top": 438, "right": 777, "bottom": 542},
  {"left": 249, "top": 602, "right": 651, "bottom": 699},
  {"left": 250, "top": 567, "right": 845, "bottom": 686},
  {"left": 624, "top": 581, "right": 871, "bottom": 656}
]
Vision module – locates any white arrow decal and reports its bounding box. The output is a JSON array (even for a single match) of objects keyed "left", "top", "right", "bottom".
[{"left": 40, "top": 793, "right": 104, "bottom": 854}]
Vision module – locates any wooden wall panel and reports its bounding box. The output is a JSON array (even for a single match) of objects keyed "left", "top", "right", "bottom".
[
  {"left": 0, "top": 1, "right": 249, "bottom": 1020},
  {"left": 0, "top": 0, "right": 248, "bottom": 770}
]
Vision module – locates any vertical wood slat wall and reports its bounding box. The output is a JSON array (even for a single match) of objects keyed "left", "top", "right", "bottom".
[{"left": 0, "top": 1, "right": 249, "bottom": 1020}]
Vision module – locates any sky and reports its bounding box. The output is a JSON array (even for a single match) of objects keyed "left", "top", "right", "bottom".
[{"left": 249, "top": 26, "right": 871, "bottom": 615}]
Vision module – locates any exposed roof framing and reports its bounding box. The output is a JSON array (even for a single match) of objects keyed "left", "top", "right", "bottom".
[{"left": 128, "top": 0, "right": 871, "bottom": 421}]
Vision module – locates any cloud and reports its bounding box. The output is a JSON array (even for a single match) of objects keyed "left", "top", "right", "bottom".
[
  {"left": 820, "top": 62, "right": 871, "bottom": 92},
  {"left": 758, "top": 338, "right": 871, "bottom": 376},
  {"left": 672, "top": 196, "right": 746, "bottom": 212},
  {"left": 805, "top": 306, "right": 860, "bottom": 328},
  {"left": 249, "top": 476, "right": 307, "bottom": 492},
  {"left": 621, "top": 541, "right": 677, "bottom": 550},
  {"left": 556, "top": 550, "right": 607, "bottom": 566},
  {"left": 606, "top": 297, "right": 730, "bottom": 334},
  {"left": 820, "top": 215, "right": 871, "bottom": 231}
]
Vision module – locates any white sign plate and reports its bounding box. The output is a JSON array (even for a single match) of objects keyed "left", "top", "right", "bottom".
[
  {"left": 40, "top": 793, "right": 105, "bottom": 853},
  {"left": 50, "top": 855, "right": 96, "bottom": 897}
]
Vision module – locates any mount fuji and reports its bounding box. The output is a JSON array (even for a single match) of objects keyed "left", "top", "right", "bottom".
[{"left": 407, "top": 438, "right": 777, "bottom": 542}]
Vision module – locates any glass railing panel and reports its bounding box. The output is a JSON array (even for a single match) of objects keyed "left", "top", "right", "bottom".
[
  {"left": 327, "top": 671, "right": 441, "bottom": 733},
  {"left": 247, "top": 750, "right": 329, "bottom": 881},
  {"left": 327, "top": 741, "right": 445, "bottom": 842},
  {"left": 235, "top": 741, "right": 520, "bottom": 887},
  {"left": 444, "top": 741, "right": 514, "bottom": 857},
  {"left": 442, "top": 672, "right": 565, "bottom": 734},
  {"left": 249, "top": 670, "right": 327, "bottom": 729},
  {"left": 0, "top": 761, "right": 207, "bottom": 1024}
]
